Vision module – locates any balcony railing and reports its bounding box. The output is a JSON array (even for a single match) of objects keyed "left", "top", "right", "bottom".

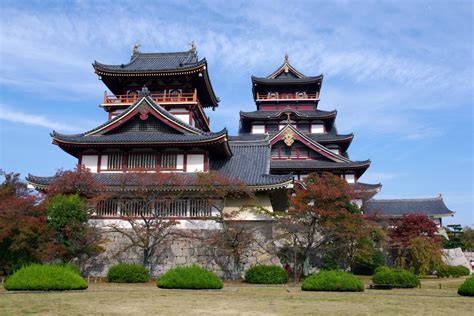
[
  {"left": 94, "top": 198, "right": 218, "bottom": 218},
  {"left": 256, "top": 92, "right": 319, "bottom": 101},
  {"left": 103, "top": 91, "right": 198, "bottom": 105}
]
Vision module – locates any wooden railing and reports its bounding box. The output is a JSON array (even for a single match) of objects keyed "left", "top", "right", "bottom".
[
  {"left": 103, "top": 91, "right": 198, "bottom": 105},
  {"left": 256, "top": 93, "right": 319, "bottom": 101},
  {"left": 94, "top": 198, "right": 216, "bottom": 218}
]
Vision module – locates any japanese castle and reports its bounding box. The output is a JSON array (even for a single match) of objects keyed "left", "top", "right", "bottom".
[{"left": 27, "top": 45, "right": 454, "bottom": 226}]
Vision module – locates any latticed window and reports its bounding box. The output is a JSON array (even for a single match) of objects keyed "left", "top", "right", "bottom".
[
  {"left": 107, "top": 154, "right": 123, "bottom": 170},
  {"left": 128, "top": 154, "right": 156, "bottom": 169},
  {"left": 161, "top": 154, "right": 177, "bottom": 169}
]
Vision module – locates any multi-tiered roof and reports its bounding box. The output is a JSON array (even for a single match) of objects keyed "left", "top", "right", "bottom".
[
  {"left": 27, "top": 46, "right": 293, "bottom": 193},
  {"left": 240, "top": 55, "right": 380, "bottom": 197}
]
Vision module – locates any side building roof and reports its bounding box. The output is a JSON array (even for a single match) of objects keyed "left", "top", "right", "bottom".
[{"left": 363, "top": 195, "right": 455, "bottom": 218}]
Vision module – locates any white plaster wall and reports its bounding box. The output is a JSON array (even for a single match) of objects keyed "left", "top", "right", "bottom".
[
  {"left": 252, "top": 125, "right": 265, "bottom": 134},
  {"left": 345, "top": 174, "right": 356, "bottom": 183},
  {"left": 177, "top": 154, "right": 184, "bottom": 170},
  {"left": 100, "top": 155, "right": 108, "bottom": 171},
  {"left": 174, "top": 114, "right": 190, "bottom": 124},
  {"left": 223, "top": 193, "right": 274, "bottom": 220},
  {"left": 311, "top": 124, "right": 325, "bottom": 133},
  {"left": 82, "top": 155, "right": 98, "bottom": 173},
  {"left": 187, "top": 154, "right": 204, "bottom": 172}
]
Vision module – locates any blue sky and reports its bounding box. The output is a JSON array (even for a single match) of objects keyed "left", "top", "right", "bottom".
[{"left": 0, "top": 0, "right": 472, "bottom": 225}]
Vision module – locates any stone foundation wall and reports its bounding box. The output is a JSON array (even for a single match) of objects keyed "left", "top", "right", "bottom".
[
  {"left": 442, "top": 247, "right": 471, "bottom": 273},
  {"left": 79, "top": 221, "right": 281, "bottom": 279}
]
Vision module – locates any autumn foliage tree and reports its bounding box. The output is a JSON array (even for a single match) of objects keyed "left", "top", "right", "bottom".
[
  {"left": 0, "top": 171, "right": 61, "bottom": 275},
  {"left": 388, "top": 213, "right": 442, "bottom": 274},
  {"left": 276, "top": 172, "right": 376, "bottom": 279}
]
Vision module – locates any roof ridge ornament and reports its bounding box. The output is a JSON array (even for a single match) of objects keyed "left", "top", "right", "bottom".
[
  {"left": 283, "top": 53, "right": 290, "bottom": 73},
  {"left": 189, "top": 40, "right": 197, "bottom": 54},
  {"left": 132, "top": 42, "right": 141, "bottom": 57}
]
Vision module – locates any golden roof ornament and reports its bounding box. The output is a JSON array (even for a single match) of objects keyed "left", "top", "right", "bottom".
[{"left": 282, "top": 128, "right": 295, "bottom": 146}]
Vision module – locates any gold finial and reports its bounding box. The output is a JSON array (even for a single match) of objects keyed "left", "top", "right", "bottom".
[
  {"left": 133, "top": 42, "right": 141, "bottom": 55},
  {"left": 190, "top": 40, "right": 196, "bottom": 52}
]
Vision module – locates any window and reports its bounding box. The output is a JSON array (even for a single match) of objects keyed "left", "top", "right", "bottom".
[
  {"left": 268, "top": 92, "right": 278, "bottom": 99},
  {"left": 296, "top": 92, "right": 306, "bottom": 99},
  {"left": 329, "top": 148, "right": 340, "bottom": 155},
  {"left": 128, "top": 154, "right": 156, "bottom": 169},
  {"left": 161, "top": 154, "right": 177, "bottom": 169},
  {"left": 107, "top": 154, "right": 123, "bottom": 170}
]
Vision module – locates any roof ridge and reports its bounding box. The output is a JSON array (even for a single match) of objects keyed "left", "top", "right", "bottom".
[{"left": 369, "top": 196, "right": 443, "bottom": 202}]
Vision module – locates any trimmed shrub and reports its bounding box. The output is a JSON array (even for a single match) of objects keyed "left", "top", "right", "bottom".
[
  {"left": 4, "top": 264, "right": 88, "bottom": 291},
  {"left": 458, "top": 276, "right": 474, "bottom": 296},
  {"left": 107, "top": 263, "right": 150, "bottom": 283},
  {"left": 245, "top": 265, "right": 288, "bottom": 284},
  {"left": 437, "top": 265, "right": 470, "bottom": 278},
  {"left": 301, "top": 270, "right": 364, "bottom": 292},
  {"left": 157, "top": 264, "right": 223, "bottom": 289},
  {"left": 372, "top": 267, "right": 420, "bottom": 288}
]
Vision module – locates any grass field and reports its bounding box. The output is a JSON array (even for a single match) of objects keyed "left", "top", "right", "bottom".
[{"left": 0, "top": 276, "right": 472, "bottom": 315}]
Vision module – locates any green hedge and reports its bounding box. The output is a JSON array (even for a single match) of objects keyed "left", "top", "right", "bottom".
[
  {"left": 245, "top": 265, "right": 288, "bottom": 284},
  {"left": 437, "top": 265, "right": 470, "bottom": 278},
  {"left": 458, "top": 276, "right": 474, "bottom": 296},
  {"left": 157, "top": 264, "right": 223, "bottom": 289},
  {"left": 4, "top": 264, "right": 88, "bottom": 291},
  {"left": 372, "top": 267, "right": 420, "bottom": 288},
  {"left": 107, "top": 263, "right": 150, "bottom": 283},
  {"left": 301, "top": 270, "right": 364, "bottom": 292}
]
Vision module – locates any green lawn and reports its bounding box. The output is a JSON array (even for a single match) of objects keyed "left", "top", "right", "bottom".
[{"left": 0, "top": 276, "right": 472, "bottom": 315}]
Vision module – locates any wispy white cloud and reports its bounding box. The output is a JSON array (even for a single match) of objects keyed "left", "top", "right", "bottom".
[
  {"left": 0, "top": 104, "right": 86, "bottom": 132},
  {"left": 359, "top": 171, "right": 400, "bottom": 184}
]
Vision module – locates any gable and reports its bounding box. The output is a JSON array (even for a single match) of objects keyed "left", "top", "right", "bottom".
[
  {"left": 269, "top": 125, "right": 349, "bottom": 163},
  {"left": 105, "top": 115, "right": 181, "bottom": 135},
  {"left": 271, "top": 140, "right": 333, "bottom": 161},
  {"left": 86, "top": 97, "right": 203, "bottom": 136}
]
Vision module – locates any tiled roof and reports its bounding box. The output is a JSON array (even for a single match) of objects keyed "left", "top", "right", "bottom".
[
  {"left": 351, "top": 182, "right": 382, "bottom": 192},
  {"left": 228, "top": 134, "right": 269, "bottom": 141},
  {"left": 93, "top": 50, "right": 205, "bottom": 73},
  {"left": 350, "top": 182, "right": 382, "bottom": 200},
  {"left": 27, "top": 140, "right": 293, "bottom": 190},
  {"left": 270, "top": 159, "right": 371, "bottom": 170},
  {"left": 240, "top": 109, "right": 336, "bottom": 120},
  {"left": 51, "top": 130, "right": 228, "bottom": 144},
  {"left": 251, "top": 75, "right": 323, "bottom": 85},
  {"left": 211, "top": 140, "right": 293, "bottom": 186},
  {"left": 363, "top": 196, "right": 454, "bottom": 217}
]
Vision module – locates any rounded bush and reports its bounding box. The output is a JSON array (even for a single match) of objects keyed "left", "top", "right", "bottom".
[
  {"left": 245, "top": 265, "right": 288, "bottom": 284},
  {"left": 372, "top": 267, "right": 419, "bottom": 288},
  {"left": 301, "top": 270, "right": 364, "bottom": 292},
  {"left": 4, "top": 264, "right": 88, "bottom": 291},
  {"left": 458, "top": 276, "right": 474, "bottom": 296},
  {"left": 157, "top": 264, "right": 223, "bottom": 289},
  {"left": 437, "top": 265, "right": 470, "bottom": 278},
  {"left": 107, "top": 263, "right": 150, "bottom": 283}
]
